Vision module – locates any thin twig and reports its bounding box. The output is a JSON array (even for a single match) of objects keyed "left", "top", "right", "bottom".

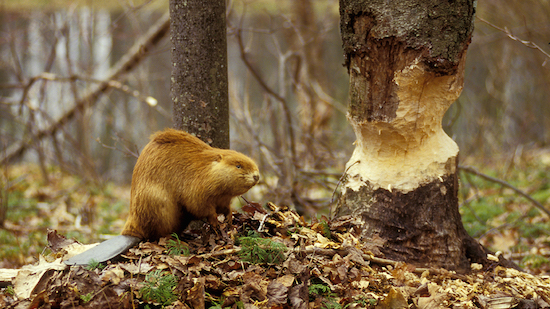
[
  {"left": 330, "top": 160, "right": 361, "bottom": 217},
  {"left": 197, "top": 244, "right": 463, "bottom": 278},
  {"left": 233, "top": 26, "right": 298, "bottom": 172},
  {"left": 477, "top": 16, "right": 550, "bottom": 63},
  {"left": 96, "top": 132, "right": 140, "bottom": 159},
  {"left": 14, "top": 73, "right": 168, "bottom": 118},
  {"left": 458, "top": 165, "right": 550, "bottom": 217}
]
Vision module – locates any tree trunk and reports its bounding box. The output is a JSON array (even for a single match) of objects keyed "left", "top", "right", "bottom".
[
  {"left": 334, "top": 0, "right": 488, "bottom": 271},
  {"left": 170, "top": 0, "right": 229, "bottom": 149}
]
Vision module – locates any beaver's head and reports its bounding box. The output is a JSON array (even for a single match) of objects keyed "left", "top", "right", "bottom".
[{"left": 211, "top": 150, "right": 260, "bottom": 195}]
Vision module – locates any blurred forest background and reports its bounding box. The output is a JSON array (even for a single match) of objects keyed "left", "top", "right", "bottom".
[{"left": 1, "top": 0, "right": 550, "bottom": 270}]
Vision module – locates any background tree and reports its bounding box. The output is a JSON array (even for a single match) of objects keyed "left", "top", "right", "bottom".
[
  {"left": 334, "top": 0, "right": 493, "bottom": 271},
  {"left": 170, "top": 0, "right": 229, "bottom": 148}
]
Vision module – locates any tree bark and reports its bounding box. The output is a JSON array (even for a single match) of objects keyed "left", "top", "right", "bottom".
[
  {"left": 170, "top": 0, "right": 229, "bottom": 149},
  {"left": 334, "top": 0, "right": 487, "bottom": 271}
]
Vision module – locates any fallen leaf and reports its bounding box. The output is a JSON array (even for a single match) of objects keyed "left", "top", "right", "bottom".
[
  {"left": 12, "top": 257, "right": 66, "bottom": 299},
  {"left": 276, "top": 274, "right": 295, "bottom": 287},
  {"left": 266, "top": 280, "right": 288, "bottom": 306},
  {"left": 376, "top": 288, "right": 408, "bottom": 309},
  {"left": 288, "top": 283, "right": 308, "bottom": 309},
  {"left": 101, "top": 265, "right": 125, "bottom": 285},
  {"left": 187, "top": 277, "right": 205, "bottom": 309},
  {"left": 47, "top": 229, "right": 78, "bottom": 252}
]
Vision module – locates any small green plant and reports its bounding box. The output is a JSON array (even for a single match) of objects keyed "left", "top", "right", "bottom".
[
  {"left": 208, "top": 301, "right": 227, "bottom": 309},
  {"left": 245, "top": 229, "right": 262, "bottom": 238},
  {"left": 237, "top": 235, "right": 287, "bottom": 264},
  {"left": 139, "top": 269, "right": 178, "bottom": 306},
  {"left": 309, "top": 283, "right": 335, "bottom": 300},
  {"left": 309, "top": 282, "right": 348, "bottom": 309},
  {"left": 320, "top": 219, "right": 331, "bottom": 239},
  {"left": 353, "top": 296, "right": 376, "bottom": 307},
  {"left": 206, "top": 291, "right": 224, "bottom": 309},
  {"left": 206, "top": 297, "right": 243, "bottom": 309},
  {"left": 322, "top": 300, "right": 345, "bottom": 309},
  {"left": 166, "top": 233, "right": 189, "bottom": 256},
  {"left": 352, "top": 297, "right": 367, "bottom": 306},
  {"left": 5, "top": 285, "right": 14, "bottom": 296},
  {"left": 80, "top": 292, "right": 93, "bottom": 303},
  {"left": 85, "top": 259, "right": 105, "bottom": 271}
]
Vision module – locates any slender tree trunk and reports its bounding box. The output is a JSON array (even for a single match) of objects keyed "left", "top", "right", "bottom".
[
  {"left": 170, "top": 0, "right": 229, "bottom": 148},
  {"left": 334, "top": 0, "right": 490, "bottom": 271}
]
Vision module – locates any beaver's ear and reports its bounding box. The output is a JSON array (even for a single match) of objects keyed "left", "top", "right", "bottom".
[{"left": 214, "top": 154, "right": 223, "bottom": 162}]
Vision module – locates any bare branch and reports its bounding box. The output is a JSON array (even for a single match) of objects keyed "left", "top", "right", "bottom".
[
  {"left": 1, "top": 12, "right": 170, "bottom": 165},
  {"left": 459, "top": 165, "right": 550, "bottom": 218},
  {"left": 9, "top": 73, "right": 169, "bottom": 118},
  {"left": 477, "top": 16, "right": 550, "bottom": 64},
  {"left": 232, "top": 26, "right": 298, "bottom": 170},
  {"left": 96, "top": 133, "right": 140, "bottom": 160}
]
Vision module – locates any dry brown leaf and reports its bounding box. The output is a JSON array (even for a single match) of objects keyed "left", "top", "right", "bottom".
[
  {"left": 288, "top": 282, "right": 308, "bottom": 309},
  {"left": 351, "top": 278, "right": 370, "bottom": 290},
  {"left": 204, "top": 274, "right": 222, "bottom": 291},
  {"left": 6, "top": 199, "right": 550, "bottom": 309},
  {"left": 240, "top": 272, "right": 268, "bottom": 304},
  {"left": 12, "top": 257, "right": 66, "bottom": 299},
  {"left": 266, "top": 280, "right": 288, "bottom": 306},
  {"left": 276, "top": 274, "right": 295, "bottom": 287},
  {"left": 62, "top": 242, "right": 100, "bottom": 260},
  {"left": 137, "top": 241, "right": 166, "bottom": 254},
  {"left": 187, "top": 277, "right": 205, "bottom": 309},
  {"left": 118, "top": 261, "right": 154, "bottom": 274},
  {"left": 101, "top": 265, "right": 125, "bottom": 285},
  {"left": 376, "top": 288, "right": 408, "bottom": 309},
  {"left": 283, "top": 253, "right": 307, "bottom": 274},
  {"left": 417, "top": 293, "right": 449, "bottom": 309},
  {"left": 46, "top": 229, "right": 78, "bottom": 252}
]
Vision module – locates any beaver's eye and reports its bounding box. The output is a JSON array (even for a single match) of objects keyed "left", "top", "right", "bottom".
[{"left": 236, "top": 164, "right": 242, "bottom": 169}]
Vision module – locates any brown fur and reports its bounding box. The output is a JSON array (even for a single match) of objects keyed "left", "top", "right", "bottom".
[{"left": 121, "top": 129, "right": 260, "bottom": 240}]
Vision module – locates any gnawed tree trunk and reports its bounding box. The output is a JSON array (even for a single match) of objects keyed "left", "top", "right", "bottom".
[
  {"left": 334, "top": 0, "right": 491, "bottom": 271},
  {"left": 170, "top": 0, "right": 229, "bottom": 148}
]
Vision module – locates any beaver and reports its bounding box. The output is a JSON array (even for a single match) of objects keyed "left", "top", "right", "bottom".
[
  {"left": 121, "top": 128, "right": 260, "bottom": 240},
  {"left": 65, "top": 128, "right": 259, "bottom": 265}
]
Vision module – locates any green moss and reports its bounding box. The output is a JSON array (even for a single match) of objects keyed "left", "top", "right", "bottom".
[{"left": 460, "top": 197, "right": 506, "bottom": 237}]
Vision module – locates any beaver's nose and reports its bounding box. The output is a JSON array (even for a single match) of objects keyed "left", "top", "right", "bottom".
[{"left": 253, "top": 175, "right": 260, "bottom": 182}]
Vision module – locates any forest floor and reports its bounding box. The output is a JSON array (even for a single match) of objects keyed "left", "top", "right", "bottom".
[{"left": 1, "top": 151, "right": 550, "bottom": 308}]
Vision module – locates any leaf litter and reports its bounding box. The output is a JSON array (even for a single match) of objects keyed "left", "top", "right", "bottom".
[{"left": 1, "top": 202, "right": 550, "bottom": 308}]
